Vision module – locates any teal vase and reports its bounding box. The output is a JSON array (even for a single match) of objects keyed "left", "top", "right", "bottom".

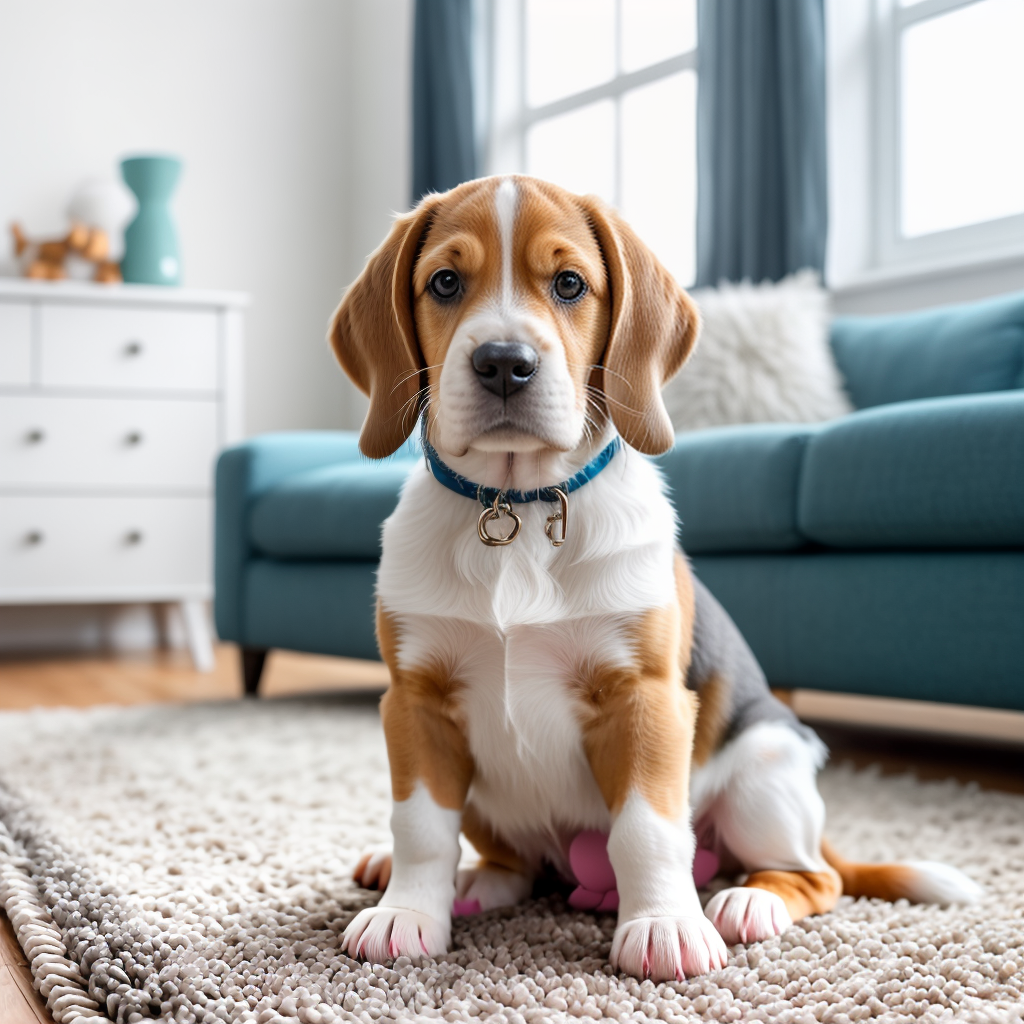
[{"left": 120, "top": 155, "right": 182, "bottom": 286}]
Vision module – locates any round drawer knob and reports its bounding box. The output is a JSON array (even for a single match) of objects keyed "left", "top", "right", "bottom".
[
  {"left": 124, "top": 530, "right": 144, "bottom": 545},
  {"left": 25, "top": 530, "right": 44, "bottom": 545},
  {"left": 26, "top": 429, "right": 46, "bottom": 444},
  {"left": 125, "top": 431, "right": 144, "bottom": 446},
  {"left": 124, "top": 340, "right": 144, "bottom": 356}
]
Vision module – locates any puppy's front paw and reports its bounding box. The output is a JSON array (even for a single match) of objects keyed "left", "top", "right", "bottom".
[
  {"left": 342, "top": 906, "right": 449, "bottom": 962},
  {"left": 611, "top": 914, "right": 728, "bottom": 981},
  {"left": 704, "top": 886, "right": 792, "bottom": 945}
]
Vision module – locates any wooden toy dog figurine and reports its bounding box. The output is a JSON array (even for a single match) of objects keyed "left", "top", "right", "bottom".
[{"left": 11, "top": 222, "right": 122, "bottom": 283}]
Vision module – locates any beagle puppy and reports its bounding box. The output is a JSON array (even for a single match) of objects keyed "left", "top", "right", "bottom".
[{"left": 329, "top": 176, "right": 980, "bottom": 981}]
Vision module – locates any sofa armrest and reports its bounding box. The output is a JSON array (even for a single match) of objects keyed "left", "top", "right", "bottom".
[{"left": 215, "top": 431, "right": 374, "bottom": 641}]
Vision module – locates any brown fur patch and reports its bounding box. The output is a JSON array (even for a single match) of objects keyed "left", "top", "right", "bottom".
[
  {"left": 821, "top": 838, "right": 921, "bottom": 902},
  {"left": 673, "top": 554, "right": 732, "bottom": 767},
  {"left": 577, "top": 603, "right": 697, "bottom": 818},
  {"left": 461, "top": 803, "right": 528, "bottom": 875},
  {"left": 673, "top": 552, "right": 697, "bottom": 675},
  {"left": 577, "top": 194, "right": 700, "bottom": 454},
  {"left": 376, "top": 603, "right": 474, "bottom": 810},
  {"left": 329, "top": 197, "right": 441, "bottom": 458},
  {"left": 352, "top": 851, "right": 392, "bottom": 891},
  {"left": 691, "top": 672, "right": 732, "bottom": 767},
  {"left": 745, "top": 867, "right": 843, "bottom": 921}
]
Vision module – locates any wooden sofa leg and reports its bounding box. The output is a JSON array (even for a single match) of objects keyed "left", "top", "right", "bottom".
[{"left": 241, "top": 647, "right": 269, "bottom": 697}]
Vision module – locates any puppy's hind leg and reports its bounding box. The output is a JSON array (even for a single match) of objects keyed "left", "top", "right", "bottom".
[
  {"left": 353, "top": 845, "right": 393, "bottom": 891},
  {"left": 701, "top": 722, "right": 841, "bottom": 945}
]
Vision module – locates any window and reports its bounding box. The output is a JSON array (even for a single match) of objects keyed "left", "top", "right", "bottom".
[
  {"left": 485, "top": 0, "right": 698, "bottom": 286},
  {"left": 876, "top": 0, "right": 1024, "bottom": 267}
]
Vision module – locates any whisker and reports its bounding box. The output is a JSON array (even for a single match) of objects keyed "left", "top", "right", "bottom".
[
  {"left": 584, "top": 382, "right": 645, "bottom": 418},
  {"left": 571, "top": 362, "right": 635, "bottom": 391},
  {"left": 395, "top": 385, "right": 431, "bottom": 424},
  {"left": 389, "top": 363, "right": 445, "bottom": 397}
]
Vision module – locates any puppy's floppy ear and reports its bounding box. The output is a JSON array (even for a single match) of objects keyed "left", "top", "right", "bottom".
[
  {"left": 579, "top": 195, "right": 700, "bottom": 455},
  {"left": 329, "top": 197, "right": 439, "bottom": 459}
]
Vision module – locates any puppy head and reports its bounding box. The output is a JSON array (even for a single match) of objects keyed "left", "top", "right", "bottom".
[{"left": 330, "top": 175, "right": 699, "bottom": 460}]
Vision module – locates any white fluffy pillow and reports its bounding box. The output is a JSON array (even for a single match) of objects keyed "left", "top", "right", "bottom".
[{"left": 662, "top": 271, "right": 853, "bottom": 432}]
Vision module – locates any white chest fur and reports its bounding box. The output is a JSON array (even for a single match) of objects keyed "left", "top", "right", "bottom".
[{"left": 376, "top": 446, "right": 679, "bottom": 867}]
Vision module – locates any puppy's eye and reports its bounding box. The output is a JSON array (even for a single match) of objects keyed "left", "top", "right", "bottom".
[
  {"left": 553, "top": 270, "right": 586, "bottom": 303},
  {"left": 429, "top": 269, "right": 461, "bottom": 301}
]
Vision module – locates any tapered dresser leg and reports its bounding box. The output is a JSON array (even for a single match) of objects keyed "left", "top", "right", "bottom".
[
  {"left": 180, "top": 599, "right": 215, "bottom": 673},
  {"left": 241, "top": 647, "right": 269, "bottom": 698}
]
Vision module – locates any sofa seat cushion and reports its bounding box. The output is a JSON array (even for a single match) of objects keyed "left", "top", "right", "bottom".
[
  {"left": 248, "top": 459, "right": 416, "bottom": 559},
  {"left": 831, "top": 290, "right": 1024, "bottom": 409},
  {"left": 656, "top": 424, "right": 816, "bottom": 553},
  {"left": 799, "top": 391, "right": 1024, "bottom": 549}
]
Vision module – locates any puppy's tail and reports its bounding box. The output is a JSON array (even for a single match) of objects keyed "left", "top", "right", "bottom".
[{"left": 821, "top": 838, "right": 982, "bottom": 905}]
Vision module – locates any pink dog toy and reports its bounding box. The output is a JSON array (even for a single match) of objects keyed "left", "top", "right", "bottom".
[
  {"left": 567, "top": 830, "right": 719, "bottom": 912},
  {"left": 453, "top": 831, "right": 719, "bottom": 917}
]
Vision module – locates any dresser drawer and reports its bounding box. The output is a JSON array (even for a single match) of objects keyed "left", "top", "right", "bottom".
[
  {"left": 40, "top": 304, "right": 218, "bottom": 391},
  {"left": 0, "top": 302, "right": 32, "bottom": 386},
  {"left": 0, "top": 495, "right": 211, "bottom": 599},
  {"left": 1, "top": 396, "right": 218, "bottom": 490}
]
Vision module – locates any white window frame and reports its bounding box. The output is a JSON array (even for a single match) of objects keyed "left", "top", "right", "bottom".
[
  {"left": 481, "top": 0, "right": 698, "bottom": 213},
  {"left": 873, "top": 0, "right": 1024, "bottom": 272}
]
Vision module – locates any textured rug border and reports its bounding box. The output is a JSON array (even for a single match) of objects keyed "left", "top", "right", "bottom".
[{"left": 0, "top": 798, "right": 105, "bottom": 1022}]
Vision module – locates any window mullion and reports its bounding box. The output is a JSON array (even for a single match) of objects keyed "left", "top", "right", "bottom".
[
  {"left": 522, "top": 48, "right": 698, "bottom": 125},
  {"left": 894, "top": 0, "right": 982, "bottom": 32}
]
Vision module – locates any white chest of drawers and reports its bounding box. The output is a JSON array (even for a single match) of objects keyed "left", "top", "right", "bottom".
[{"left": 0, "top": 279, "right": 248, "bottom": 670}]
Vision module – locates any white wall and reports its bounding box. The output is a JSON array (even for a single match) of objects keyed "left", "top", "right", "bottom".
[
  {"left": 0, "top": 0, "right": 362, "bottom": 436},
  {"left": 0, "top": 0, "right": 414, "bottom": 655},
  {"left": 339, "top": 0, "right": 414, "bottom": 428}
]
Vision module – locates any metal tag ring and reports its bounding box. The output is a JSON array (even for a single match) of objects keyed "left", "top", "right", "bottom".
[
  {"left": 477, "top": 501, "right": 522, "bottom": 546},
  {"left": 544, "top": 487, "right": 569, "bottom": 547}
]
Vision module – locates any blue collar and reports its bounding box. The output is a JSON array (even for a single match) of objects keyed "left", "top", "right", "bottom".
[{"left": 420, "top": 419, "right": 621, "bottom": 507}]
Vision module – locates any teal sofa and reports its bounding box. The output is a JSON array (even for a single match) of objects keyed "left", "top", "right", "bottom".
[{"left": 215, "top": 292, "right": 1024, "bottom": 706}]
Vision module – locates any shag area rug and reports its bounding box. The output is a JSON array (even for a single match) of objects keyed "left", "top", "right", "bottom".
[{"left": 0, "top": 696, "right": 1022, "bottom": 1024}]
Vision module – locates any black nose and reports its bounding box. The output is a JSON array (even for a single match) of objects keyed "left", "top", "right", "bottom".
[{"left": 471, "top": 341, "right": 539, "bottom": 398}]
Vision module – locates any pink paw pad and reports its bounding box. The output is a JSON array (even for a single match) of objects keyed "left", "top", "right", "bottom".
[
  {"left": 452, "top": 898, "right": 481, "bottom": 917},
  {"left": 567, "top": 830, "right": 719, "bottom": 911}
]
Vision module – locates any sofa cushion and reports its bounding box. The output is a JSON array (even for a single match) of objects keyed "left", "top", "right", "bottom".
[
  {"left": 248, "top": 459, "right": 416, "bottom": 559},
  {"left": 830, "top": 290, "right": 1024, "bottom": 409},
  {"left": 656, "top": 424, "right": 816, "bottom": 553},
  {"left": 799, "top": 391, "right": 1024, "bottom": 549},
  {"left": 692, "top": 551, "right": 1024, "bottom": 710}
]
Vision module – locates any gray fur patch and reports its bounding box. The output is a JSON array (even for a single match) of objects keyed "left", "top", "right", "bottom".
[{"left": 686, "top": 570, "right": 817, "bottom": 746}]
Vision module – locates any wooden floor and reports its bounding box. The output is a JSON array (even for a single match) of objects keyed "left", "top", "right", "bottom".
[
  {"left": 0, "top": 913, "right": 48, "bottom": 1024},
  {"left": 0, "top": 645, "right": 1020, "bottom": 1022},
  {"left": 0, "top": 644, "right": 390, "bottom": 709}
]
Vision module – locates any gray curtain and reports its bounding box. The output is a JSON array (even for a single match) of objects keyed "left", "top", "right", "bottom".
[
  {"left": 412, "top": 0, "right": 477, "bottom": 204},
  {"left": 695, "top": 0, "right": 827, "bottom": 286}
]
